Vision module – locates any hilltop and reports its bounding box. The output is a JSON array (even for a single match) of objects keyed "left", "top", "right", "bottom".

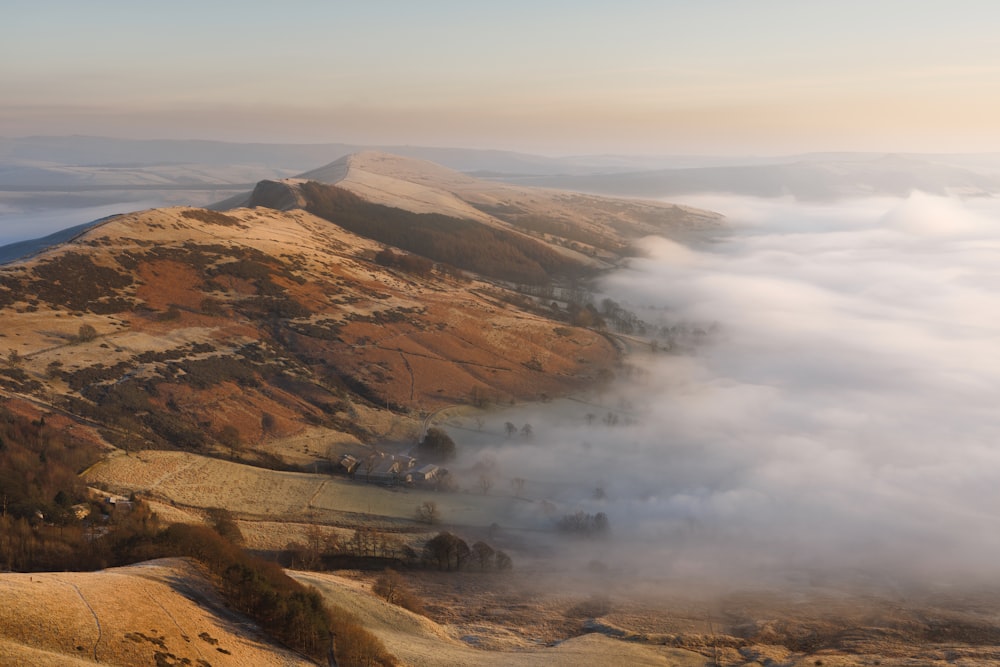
[
  {"left": 0, "top": 152, "right": 720, "bottom": 465},
  {"left": 232, "top": 151, "right": 722, "bottom": 262},
  {"left": 0, "top": 204, "right": 608, "bottom": 463}
]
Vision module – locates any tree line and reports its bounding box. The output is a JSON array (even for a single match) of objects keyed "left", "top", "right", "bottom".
[{"left": 287, "top": 524, "right": 512, "bottom": 574}]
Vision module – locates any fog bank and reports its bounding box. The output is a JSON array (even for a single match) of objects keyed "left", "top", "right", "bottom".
[{"left": 459, "top": 192, "right": 1000, "bottom": 587}]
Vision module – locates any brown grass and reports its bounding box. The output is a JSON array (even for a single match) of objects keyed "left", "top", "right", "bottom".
[
  {"left": 0, "top": 202, "right": 617, "bottom": 463},
  {"left": 0, "top": 559, "right": 313, "bottom": 666}
]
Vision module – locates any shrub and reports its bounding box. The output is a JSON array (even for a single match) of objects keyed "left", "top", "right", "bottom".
[
  {"left": 415, "top": 501, "right": 439, "bottom": 524},
  {"left": 75, "top": 324, "right": 98, "bottom": 343},
  {"left": 207, "top": 508, "right": 244, "bottom": 546},
  {"left": 495, "top": 550, "right": 513, "bottom": 571},
  {"left": 372, "top": 569, "right": 425, "bottom": 616}
]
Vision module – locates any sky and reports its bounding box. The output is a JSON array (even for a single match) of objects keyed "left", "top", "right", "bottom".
[{"left": 5, "top": 1, "right": 1000, "bottom": 155}]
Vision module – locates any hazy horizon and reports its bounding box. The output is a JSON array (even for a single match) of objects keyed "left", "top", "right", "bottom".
[{"left": 6, "top": 2, "right": 1000, "bottom": 156}]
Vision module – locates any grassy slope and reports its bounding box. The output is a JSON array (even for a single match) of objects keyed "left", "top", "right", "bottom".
[
  {"left": 0, "top": 204, "right": 615, "bottom": 465},
  {"left": 0, "top": 558, "right": 312, "bottom": 667},
  {"left": 293, "top": 570, "right": 709, "bottom": 667}
]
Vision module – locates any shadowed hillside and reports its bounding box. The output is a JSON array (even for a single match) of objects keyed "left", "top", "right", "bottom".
[{"left": 299, "top": 182, "right": 585, "bottom": 284}]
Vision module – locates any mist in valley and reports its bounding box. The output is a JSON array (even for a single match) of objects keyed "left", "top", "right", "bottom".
[{"left": 447, "top": 192, "right": 1000, "bottom": 592}]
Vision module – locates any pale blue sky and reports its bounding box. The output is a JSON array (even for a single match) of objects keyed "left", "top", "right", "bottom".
[{"left": 4, "top": 1, "right": 1000, "bottom": 154}]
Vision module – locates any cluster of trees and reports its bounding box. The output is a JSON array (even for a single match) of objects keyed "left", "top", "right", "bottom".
[
  {"left": 152, "top": 523, "right": 379, "bottom": 663},
  {"left": 503, "top": 421, "right": 533, "bottom": 438},
  {"left": 287, "top": 525, "right": 512, "bottom": 574},
  {"left": 0, "top": 497, "right": 160, "bottom": 573},
  {"left": 288, "top": 525, "right": 420, "bottom": 571},
  {"left": 0, "top": 408, "right": 100, "bottom": 527},
  {"left": 598, "top": 297, "right": 646, "bottom": 335},
  {"left": 416, "top": 427, "right": 456, "bottom": 463},
  {"left": 301, "top": 182, "right": 584, "bottom": 284},
  {"left": 557, "top": 511, "right": 610, "bottom": 538},
  {"left": 422, "top": 531, "right": 511, "bottom": 572},
  {"left": 373, "top": 248, "right": 434, "bottom": 276}
]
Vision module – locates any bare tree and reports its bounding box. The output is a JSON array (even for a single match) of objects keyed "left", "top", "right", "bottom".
[
  {"left": 372, "top": 569, "right": 404, "bottom": 604},
  {"left": 511, "top": 477, "right": 526, "bottom": 497},
  {"left": 218, "top": 425, "right": 242, "bottom": 460},
  {"left": 373, "top": 569, "right": 425, "bottom": 615},
  {"left": 415, "top": 501, "right": 439, "bottom": 524},
  {"left": 495, "top": 550, "right": 513, "bottom": 571},
  {"left": 261, "top": 411, "right": 276, "bottom": 434},
  {"left": 479, "top": 474, "right": 493, "bottom": 495},
  {"left": 504, "top": 422, "right": 517, "bottom": 438}
]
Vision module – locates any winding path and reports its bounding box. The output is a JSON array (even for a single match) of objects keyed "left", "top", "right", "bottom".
[{"left": 56, "top": 577, "right": 102, "bottom": 662}]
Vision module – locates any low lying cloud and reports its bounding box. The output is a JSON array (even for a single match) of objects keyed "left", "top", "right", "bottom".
[{"left": 456, "top": 192, "right": 1000, "bottom": 588}]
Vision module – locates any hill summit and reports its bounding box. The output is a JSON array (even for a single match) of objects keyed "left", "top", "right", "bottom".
[{"left": 0, "top": 152, "right": 724, "bottom": 466}]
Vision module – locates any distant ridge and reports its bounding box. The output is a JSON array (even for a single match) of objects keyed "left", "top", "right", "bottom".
[
  {"left": 236, "top": 150, "right": 724, "bottom": 258},
  {"left": 0, "top": 135, "right": 658, "bottom": 177},
  {"left": 510, "top": 153, "right": 1000, "bottom": 200}
]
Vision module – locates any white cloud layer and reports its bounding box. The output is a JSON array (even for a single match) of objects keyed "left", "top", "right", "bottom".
[{"left": 463, "top": 192, "right": 1000, "bottom": 587}]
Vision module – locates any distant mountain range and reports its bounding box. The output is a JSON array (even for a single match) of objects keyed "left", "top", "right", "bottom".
[
  {"left": 513, "top": 153, "right": 1000, "bottom": 200},
  {"left": 6, "top": 135, "right": 1000, "bottom": 189}
]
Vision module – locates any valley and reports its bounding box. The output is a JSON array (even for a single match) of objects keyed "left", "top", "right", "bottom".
[
  {"left": 0, "top": 152, "right": 730, "bottom": 665},
  {"left": 3, "top": 151, "right": 1000, "bottom": 667}
]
